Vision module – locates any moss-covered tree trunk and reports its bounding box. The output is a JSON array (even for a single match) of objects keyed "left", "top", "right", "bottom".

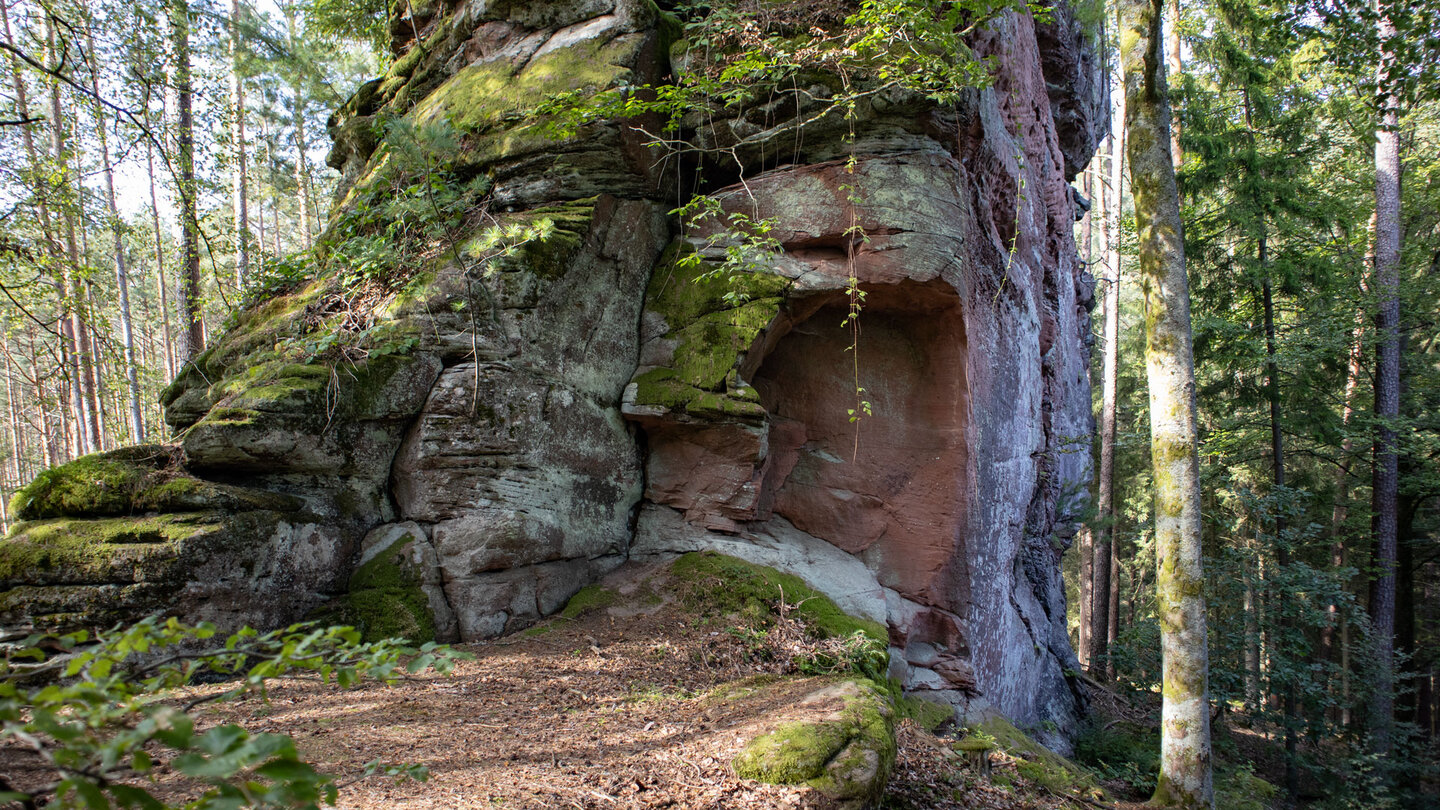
[{"left": 1118, "top": 0, "right": 1213, "bottom": 805}]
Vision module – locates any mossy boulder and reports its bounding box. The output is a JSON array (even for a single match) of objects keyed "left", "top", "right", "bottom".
[
  {"left": 8, "top": 445, "right": 303, "bottom": 521},
  {"left": 625, "top": 241, "right": 788, "bottom": 421},
  {"left": 733, "top": 678, "right": 897, "bottom": 808},
  {"left": 672, "top": 551, "right": 887, "bottom": 644},
  {"left": 312, "top": 522, "right": 455, "bottom": 644},
  {"left": 966, "top": 715, "right": 1105, "bottom": 801}
]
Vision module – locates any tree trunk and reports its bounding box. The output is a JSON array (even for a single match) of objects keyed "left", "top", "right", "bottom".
[
  {"left": 46, "top": 18, "right": 99, "bottom": 458},
  {"left": 1119, "top": 0, "right": 1213, "bottom": 803},
  {"left": 1077, "top": 162, "right": 1095, "bottom": 670},
  {"left": 1260, "top": 254, "right": 1298, "bottom": 799},
  {"left": 171, "top": 0, "right": 206, "bottom": 363},
  {"left": 1092, "top": 84, "right": 1125, "bottom": 676},
  {"left": 83, "top": 6, "right": 145, "bottom": 445},
  {"left": 1368, "top": 0, "right": 1401, "bottom": 757},
  {"left": 146, "top": 108, "right": 177, "bottom": 383},
  {"left": 284, "top": 6, "right": 315, "bottom": 250},
  {"left": 1166, "top": 0, "right": 1182, "bottom": 169},
  {"left": 230, "top": 0, "right": 250, "bottom": 290}
]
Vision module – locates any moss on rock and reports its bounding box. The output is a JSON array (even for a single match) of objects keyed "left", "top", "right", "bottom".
[
  {"left": 673, "top": 551, "right": 887, "bottom": 643},
  {"left": 733, "top": 678, "right": 896, "bottom": 807},
  {"left": 629, "top": 241, "right": 789, "bottom": 417},
  {"left": 320, "top": 538, "right": 437, "bottom": 644},
  {"left": 0, "top": 513, "right": 224, "bottom": 583},
  {"left": 559, "top": 584, "right": 617, "bottom": 619},
  {"left": 8, "top": 446, "right": 302, "bottom": 521},
  {"left": 969, "top": 715, "right": 1105, "bottom": 800}
]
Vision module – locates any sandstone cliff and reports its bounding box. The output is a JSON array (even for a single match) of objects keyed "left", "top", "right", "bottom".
[{"left": 0, "top": 0, "right": 1104, "bottom": 750}]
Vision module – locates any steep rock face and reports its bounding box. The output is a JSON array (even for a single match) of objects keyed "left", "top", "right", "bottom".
[{"left": 0, "top": 0, "right": 1102, "bottom": 749}]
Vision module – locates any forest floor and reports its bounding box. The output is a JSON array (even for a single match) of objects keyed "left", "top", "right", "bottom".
[
  {"left": 156, "top": 560, "right": 1139, "bottom": 810},
  {"left": 0, "top": 559, "right": 1162, "bottom": 809}
]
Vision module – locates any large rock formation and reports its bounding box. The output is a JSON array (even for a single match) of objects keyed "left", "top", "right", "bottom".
[{"left": 0, "top": 0, "right": 1103, "bottom": 749}]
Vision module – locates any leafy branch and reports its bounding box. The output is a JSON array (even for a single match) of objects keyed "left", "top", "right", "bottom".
[{"left": 0, "top": 617, "right": 470, "bottom": 809}]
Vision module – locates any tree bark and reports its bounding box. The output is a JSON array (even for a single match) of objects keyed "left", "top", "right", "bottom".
[
  {"left": 1119, "top": 0, "right": 1213, "bottom": 803},
  {"left": 146, "top": 103, "right": 177, "bottom": 383},
  {"left": 82, "top": 4, "right": 145, "bottom": 445},
  {"left": 46, "top": 17, "right": 100, "bottom": 458},
  {"left": 1166, "top": 0, "right": 1182, "bottom": 169},
  {"left": 1368, "top": 0, "right": 1401, "bottom": 757},
  {"left": 171, "top": 0, "right": 205, "bottom": 363},
  {"left": 1077, "top": 162, "right": 1095, "bottom": 670},
  {"left": 230, "top": 0, "right": 250, "bottom": 290}
]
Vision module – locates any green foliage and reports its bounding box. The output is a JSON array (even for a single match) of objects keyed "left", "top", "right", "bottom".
[
  {"left": 672, "top": 195, "right": 782, "bottom": 311},
  {"left": 0, "top": 617, "right": 469, "bottom": 808},
  {"left": 299, "top": 0, "right": 389, "bottom": 59}
]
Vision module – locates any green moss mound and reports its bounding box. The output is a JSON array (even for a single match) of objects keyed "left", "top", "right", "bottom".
[
  {"left": 318, "top": 540, "right": 436, "bottom": 644},
  {"left": 0, "top": 513, "right": 223, "bottom": 583},
  {"left": 672, "top": 551, "right": 887, "bottom": 643},
  {"left": 630, "top": 241, "right": 787, "bottom": 419},
  {"left": 965, "top": 715, "right": 1106, "bottom": 800},
  {"left": 559, "top": 584, "right": 617, "bottom": 619},
  {"left": 8, "top": 446, "right": 301, "bottom": 521},
  {"left": 733, "top": 678, "right": 896, "bottom": 806}
]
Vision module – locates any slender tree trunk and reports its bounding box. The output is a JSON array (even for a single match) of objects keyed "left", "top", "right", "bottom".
[
  {"left": 1119, "top": 0, "right": 1213, "bottom": 803},
  {"left": 46, "top": 18, "right": 99, "bottom": 458},
  {"left": 1078, "top": 163, "right": 1095, "bottom": 670},
  {"left": 1166, "top": 0, "right": 1182, "bottom": 169},
  {"left": 283, "top": 7, "right": 315, "bottom": 250},
  {"left": 171, "top": 0, "right": 205, "bottom": 363},
  {"left": 1260, "top": 250, "right": 1298, "bottom": 798},
  {"left": 1092, "top": 90, "right": 1125, "bottom": 675},
  {"left": 82, "top": 7, "right": 145, "bottom": 445},
  {"left": 1369, "top": 0, "right": 1401, "bottom": 757},
  {"left": 145, "top": 113, "right": 177, "bottom": 382},
  {"left": 230, "top": 0, "right": 250, "bottom": 290}
]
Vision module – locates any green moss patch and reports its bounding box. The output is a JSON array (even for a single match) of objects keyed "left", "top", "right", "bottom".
[
  {"left": 0, "top": 513, "right": 222, "bottom": 583},
  {"left": 409, "top": 32, "right": 643, "bottom": 167},
  {"left": 559, "top": 584, "right": 617, "bottom": 619},
  {"left": 630, "top": 241, "right": 788, "bottom": 417},
  {"left": 9, "top": 446, "right": 301, "bottom": 521},
  {"left": 672, "top": 551, "right": 887, "bottom": 643},
  {"left": 733, "top": 678, "right": 896, "bottom": 805},
  {"left": 318, "top": 539, "right": 437, "bottom": 644},
  {"left": 965, "top": 715, "right": 1105, "bottom": 800}
]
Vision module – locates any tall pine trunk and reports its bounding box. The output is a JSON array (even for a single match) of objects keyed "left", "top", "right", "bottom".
[
  {"left": 83, "top": 5, "right": 145, "bottom": 444},
  {"left": 1119, "top": 0, "right": 1213, "bottom": 803},
  {"left": 1368, "top": 0, "right": 1401, "bottom": 757},
  {"left": 230, "top": 0, "right": 250, "bottom": 290},
  {"left": 171, "top": 0, "right": 205, "bottom": 363},
  {"left": 46, "top": 17, "right": 99, "bottom": 457},
  {"left": 145, "top": 107, "right": 177, "bottom": 382}
]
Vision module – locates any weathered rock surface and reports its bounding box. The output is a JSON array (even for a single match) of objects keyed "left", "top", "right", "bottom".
[{"left": 0, "top": 0, "right": 1103, "bottom": 751}]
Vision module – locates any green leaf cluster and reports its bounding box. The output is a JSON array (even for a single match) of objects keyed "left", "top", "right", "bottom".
[{"left": 0, "top": 617, "right": 470, "bottom": 809}]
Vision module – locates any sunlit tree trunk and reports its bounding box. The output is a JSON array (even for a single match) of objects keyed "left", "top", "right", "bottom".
[
  {"left": 146, "top": 108, "right": 177, "bottom": 383},
  {"left": 171, "top": 0, "right": 205, "bottom": 363},
  {"left": 1078, "top": 162, "right": 1095, "bottom": 670},
  {"left": 82, "top": 6, "right": 145, "bottom": 445},
  {"left": 230, "top": 0, "right": 250, "bottom": 290},
  {"left": 1119, "top": 0, "right": 1213, "bottom": 803},
  {"left": 283, "top": 6, "right": 315, "bottom": 250},
  {"left": 46, "top": 17, "right": 99, "bottom": 458},
  {"left": 1166, "top": 0, "right": 1182, "bottom": 169},
  {"left": 1368, "top": 0, "right": 1401, "bottom": 757}
]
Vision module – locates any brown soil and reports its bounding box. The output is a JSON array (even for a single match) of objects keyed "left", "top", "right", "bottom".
[{"left": 0, "top": 561, "right": 1108, "bottom": 810}]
